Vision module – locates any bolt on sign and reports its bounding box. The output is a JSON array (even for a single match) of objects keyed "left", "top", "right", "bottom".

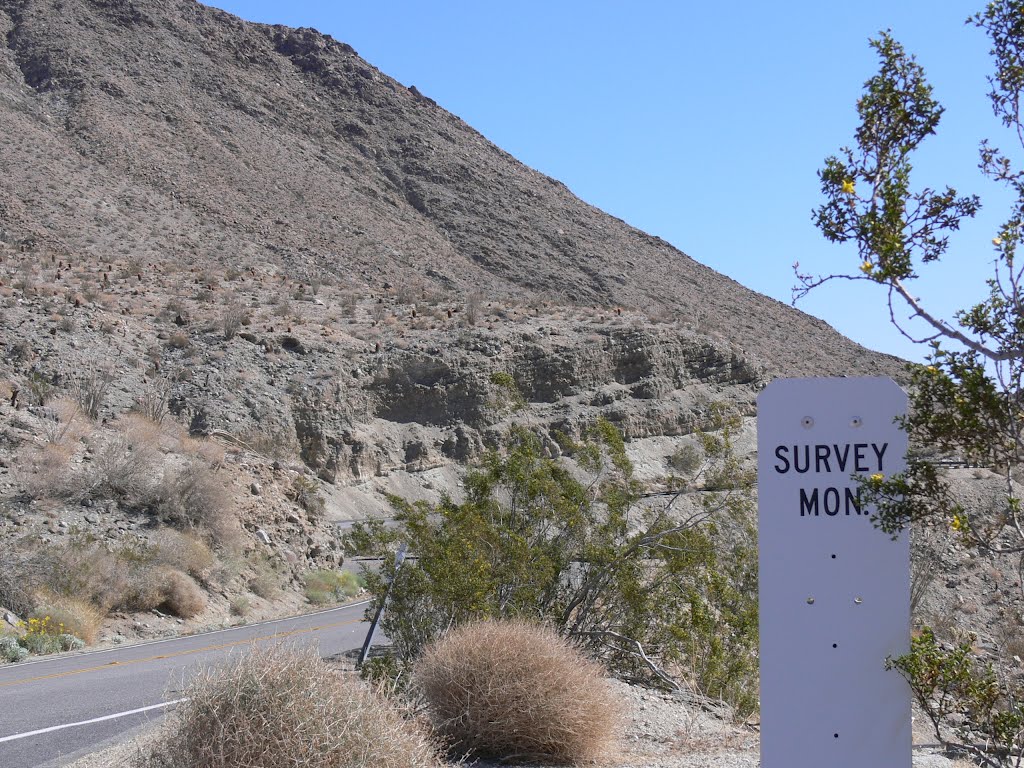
[{"left": 758, "top": 377, "right": 910, "bottom": 768}]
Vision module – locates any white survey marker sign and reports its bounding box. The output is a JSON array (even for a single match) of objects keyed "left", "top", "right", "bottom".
[{"left": 758, "top": 377, "right": 910, "bottom": 768}]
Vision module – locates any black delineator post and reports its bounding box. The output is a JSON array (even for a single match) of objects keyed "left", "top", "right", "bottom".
[{"left": 357, "top": 542, "right": 408, "bottom": 667}]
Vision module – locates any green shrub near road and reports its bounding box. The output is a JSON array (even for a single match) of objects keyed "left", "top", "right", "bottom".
[
  {"left": 349, "top": 414, "right": 758, "bottom": 716},
  {"left": 303, "top": 569, "right": 363, "bottom": 605}
]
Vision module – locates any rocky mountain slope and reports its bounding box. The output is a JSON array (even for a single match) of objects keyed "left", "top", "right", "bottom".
[
  {"left": 0, "top": 0, "right": 900, "bottom": 378},
  {"left": 0, "top": 0, "right": 908, "bottom": 647}
]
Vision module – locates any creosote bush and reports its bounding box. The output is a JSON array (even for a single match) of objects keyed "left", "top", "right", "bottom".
[
  {"left": 415, "top": 620, "right": 621, "bottom": 764},
  {"left": 350, "top": 415, "right": 758, "bottom": 715},
  {"left": 807, "top": 2, "right": 1024, "bottom": 763},
  {"left": 141, "top": 645, "right": 442, "bottom": 768}
]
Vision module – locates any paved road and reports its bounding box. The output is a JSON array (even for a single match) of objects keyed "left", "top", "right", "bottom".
[{"left": 0, "top": 601, "right": 370, "bottom": 768}]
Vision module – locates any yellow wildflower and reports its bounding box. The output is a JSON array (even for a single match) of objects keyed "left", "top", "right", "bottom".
[
  {"left": 841, "top": 179, "right": 856, "bottom": 195},
  {"left": 951, "top": 514, "right": 965, "bottom": 531},
  {"left": 870, "top": 472, "right": 884, "bottom": 483}
]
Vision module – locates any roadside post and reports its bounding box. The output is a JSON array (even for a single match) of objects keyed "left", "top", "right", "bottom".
[
  {"left": 357, "top": 541, "right": 407, "bottom": 667},
  {"left": 758, "top": 377, "right": 910, "bottom": 768}
]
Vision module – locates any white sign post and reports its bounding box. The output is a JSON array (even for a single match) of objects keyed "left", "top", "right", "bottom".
[{"left": 758, "top": 377, "right": 910, "bottom": 768}]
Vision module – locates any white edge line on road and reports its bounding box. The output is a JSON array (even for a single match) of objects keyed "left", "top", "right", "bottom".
[
  {"left": 5, "top": 600, "right": 372, "bottom": 669},
  {"left": 0, "top": 699, "right": 188, "bottom": 744}
]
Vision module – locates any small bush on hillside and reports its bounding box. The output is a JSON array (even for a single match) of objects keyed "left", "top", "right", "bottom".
[
  {"left": 0, "top": 545, "right": 40, "bottom": 616},
  {"left": 228, "top": 597, "right": 250, "bottom": 617},
  {"left": 158, "top": 569, "right": 206, "bottom": 619},
  {"left": 415, "top": 620, "right": 621, "bottom": 764},
  {"left": 668, "top": 442, "right": 702, "bottom": 475},
  {"left": 246, "top": 555, "right": 281, "bottom": 599},
  {"left": 17, "top": 615, "right": 84, "bottom": 656},
  {"left": 140, "top": 645, "right": 442, "bottom": 768},
  {"left": 31, "top": 596, "right": 104, "bottom": 644},
  {"left": 303, "top": 570, "right": 362, "bottom": 605},
  {"left": 0, "top": 636, "right": 28, "bottom": 663},
  {"left": 24, "top": 537, "right": 131, "bottom": 614},
  {"left": 150, "top": 460, "right": 233, "bottom": 542},
  {"left": 17, "top": 443, "right": 79, "bottom": 500},
  {"left": 70, "top": 367, "right": 113, "bottom": 420},
  {"left": 287, "top": 475, "right": 326, "bottom": 520},
  {"left": 151, "top": 529, "right": 214, "bottom": 580},
  {"left": 90, "top": 434, "right": 159, "bottom": 500}
]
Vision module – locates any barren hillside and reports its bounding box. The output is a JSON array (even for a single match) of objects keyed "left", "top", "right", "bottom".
[{"left": 0, "top": 0, "right": 906, "bottom": 653}]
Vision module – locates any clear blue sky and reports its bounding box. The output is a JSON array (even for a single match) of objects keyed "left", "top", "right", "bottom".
[{"left": 210, "top": 0, "right": 1017, "bottom": 363}]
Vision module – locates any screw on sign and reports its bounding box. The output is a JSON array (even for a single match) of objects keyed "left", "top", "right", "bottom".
[{"left": 757, "top": 378, "right": 910, "bottom": 768}]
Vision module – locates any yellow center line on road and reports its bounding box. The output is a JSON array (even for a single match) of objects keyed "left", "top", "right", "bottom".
[{"left": 0, "top": 617, "right": 363, "bottom": 689}]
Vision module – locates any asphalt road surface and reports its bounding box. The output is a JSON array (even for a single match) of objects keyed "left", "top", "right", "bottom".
[{"left": 0, "top": 601, "right": 370, "bottom": 768}]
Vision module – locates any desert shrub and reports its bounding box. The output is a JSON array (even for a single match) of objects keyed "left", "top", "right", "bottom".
[
  {"left": 229, "top": 597, "right": 250, "bottom": 617},
  {"left": 28, "top": 537, "right": 131, "bottom": 614},
  {"left": 236, "top": 424, "right": 298, "bottom": 462},
  {"left": 150, "top": 460, "right": 233, "bottom": 541},
  {"left": 166, "top": 331, "right": 190, "bottom": 349},
  {"left": 70, "top": 367, "right": 113, "bottom": 420},
  {"left": 221, "top": 302, "right": 248, "bottom": 340},
  {"left": 32, "top": 596, "right": 104, "bottom": 644},
  {"left": 158, "top": 569, "right": 206, "bottom": 619},
  {"left": 89, "top": 434, "right": 160, "bottom": 501},
  {"left": 17, "top": 443, "right": 79, "bottom": 500},
  {"left": 140, "top": 645, "right": 442, "bottom": 768},
  {"left": 489, "top": 371, "right": 525, "bottom": 412},
  {"left": 122, "top": 566, "right": 206, "bottom": 618},
  {"left": 464, "top": 290, "right": 483, "bottom": 326},
  {"left": 0, "top": 544, "right": 41, "bottom": 616},
  {"left": 304, "top": 570, "right": 362, "bottom": 605},
  {"left": 0, "top": 636, "right": 28, "bottom": 663},
  {"left": 18, "top": 615, "right": 72, "bottom": 655},
  {"left": 151, "top": 529, "right": 214, "bottom": 580},
  {"left": 349, "top": 415, "right": 758, "bottom": 713},
  {"left": 415, "top": 620, "right": 620, "bottom": 763},
  {"left": 247, "top": 556, "right": 281, "bottom": 599},
  {"left": 58, "top": 633, "right": 85, "bottom": 651},
  {"left": 15, "top": 535, "right": 210, "bottom": 622},
  {"left": 288, "top": 475, "right": 326, "bottom": 519},
  {"left": 41, "top": 397, "right": 83, "bottom": 445},
  {"left": 26, "top": 370, "right": 54, "bottom": 405},
  {"left": 132, "top": 379, "right": 172, "bottom": 425},
  {"left": 120, "top": 567, "right": 166, "bottom": 612},
  {"left": 668, "top": 442, "right": 702, "bottom": 475}
]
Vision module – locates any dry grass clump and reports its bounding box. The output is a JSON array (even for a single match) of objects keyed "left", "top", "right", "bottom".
[
  {"left": 31, "top": 594, "right": 104, "bottom": 644},
  {"left": 30, "top": 538, "right": 131, "bottom": 613},
  {"left": 17, "top": 442, "right": 79, "bottom": 500},
  {"left": 7, "top": 536, "right": 211, "bottom": 624},
  {"left": 150, "top": 460, "right": 234, "bottom": 542},
  {"left": 141, "top": 645, "right": 442, "bottom": 768},
  {"left": 151, "top": 529, "right": 214, "bottom": 580},
  {"left": 0, "top": 543, "right": 43, "bottom": 616},
  {"left": 157, "top": 568, "right": 206, "bottom": 618},
  {"left": 123, "top": 566, "right": 206, "bottom": 618},
  {"left": 414, "top": 620, "right": 621, "bottom": 764}
]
